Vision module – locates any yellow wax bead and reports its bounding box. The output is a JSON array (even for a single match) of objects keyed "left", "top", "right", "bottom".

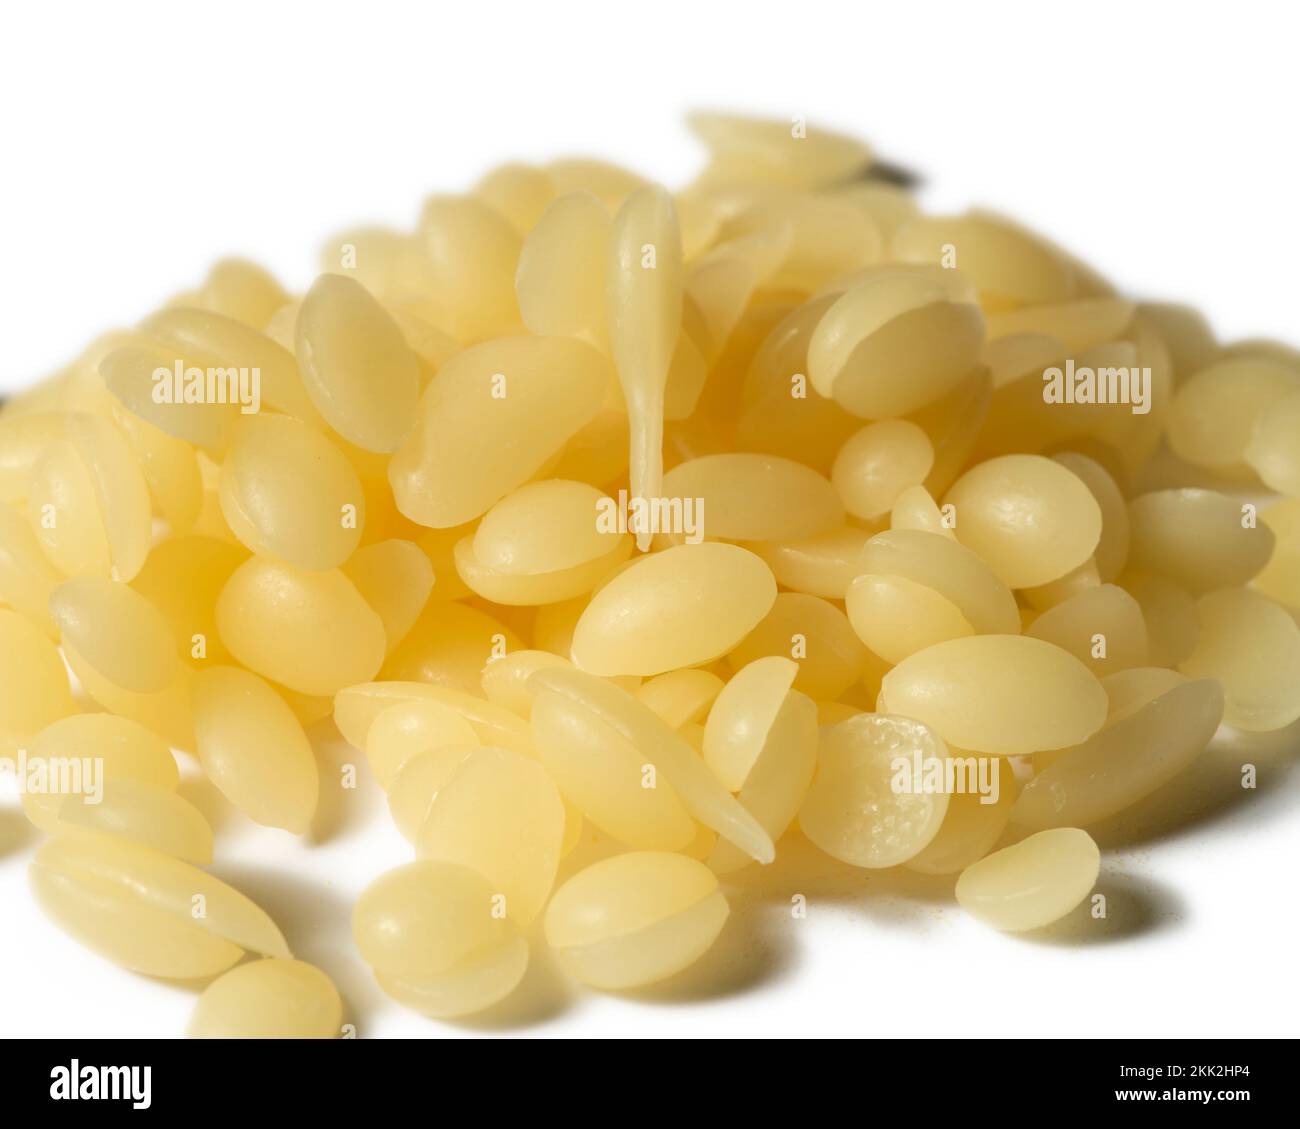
[
  {"left": 419, "top": 195, "right": 523, "bottom": 343},
  {"left": 0, "top": 609, "right": 76, "bottom": 744},
  {"left": 635, "top": 668, "right": 725, "bottom": 730},
  {"left": 334, "top": 681, "right": 532, "bottom": 756},
  {"left": 544, "top": 852, "right": 729, "bottom": 990},
  {"left": 846, "top": 573, "right": 975, "bottom": 664},
  {"left": 353, "top": 860, "right": 528, "bottom": 1018},
  {"left": 906, "top": 757, "right": 1019, "bottom": 875},
  {"left": 50, "top": 576, "right": 177, "bottom": 693},
  {"left": 516, "top": 191, "right": 610, "bottom": 339},
  {"left": 130, "top": 535, "right": 248, "bottom": 665},
  {"left": 748, "top": 525, "right": 876, "bottom": 599},
  {"left": 193, "top": 665, "right": 319, "bottom": 833},
  {"left": 341, "top": 539, "right": 434, "bottom": 655},
  {"left": 295, "top": 273, "right": 421, "bottom": 453},
  {"left": 1025, "top": 583, "right": 1149, "bottom": 677},
  {"left": 955, "top": 828, "right": 1101, "bottom": 932},
  {"left": 190, "top": 959, "right": 343, "bottom": 1039},
  {"left": 216, "top": 557, "right": 386, "bottom": 696},
  {"left": 702, "top": 657, "right": 798, "bottom": 791},
  {"left": 572, "top": 543, "right": 776, "bottom": 677},
  {"left": 833, "top": 420, "right": 934, "bottom": 522},
  {"left": 0, "top": 503, "right": 64, "bottom": 632},
  {"left": 1127, "top": 489, "right": 1275, "bottom": 594}
]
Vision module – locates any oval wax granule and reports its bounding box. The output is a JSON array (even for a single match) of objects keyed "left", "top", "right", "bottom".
[
  {"left": 0, "top": 502, "right": 64, "bottom": 629},
  {"left": 727, "top": 591, "right": 867, "bottom": 700},
  {"left": 890, "top": 480, "right": 955, "bottom": 541},
  {"left": 1025, "top": 583, "right": 1148, "bottom": 677},
  {"left": 1051, "top": 451, "right": 1129, "bottom": 582},
  {"left": 30, "top": 835, "right": 290, "bottom": 979},
  {"left": 881, "top": 635, "right": 1108, "bottom": 756},
  {"left": 943, "top": 454, "right": 1102, "bottom": 589},
  {"left": 1244, "top": 390, "right": 1300, "bottom": 497},
  {"left": 846, "top": 573, "right": 975, "bottom": 664},
  {"left": 905, "top": 757, "right": 1019, "bottom": 876},
  {"left": 341, "top": 539, "right": 435, "bottom": 655},
  {"left": 415, "top": 746, "right": 565, "bottom": 926},
  {"left": 544, "top": 852, "right": 729, "bottom": 990},
  {"left": 516, "top": 190, "right": 610, "bottom": 339},
  {"left": 0, "top": 609, "right": 76, "bottom": 744},
  {"left": 636, "top": 668, "right": 725, "bottom": 729},
  {"left": 807, "top": 273, "right": 985, "bottom": 419},
  {"left": 702, "top": 656, "right": 798, "bottom": 791},
  {"left": 334, "top": 681, "right": 531, "bottom": 755},
  {"left": 294, "top": 273, "right": 420, "bottom": 453},
  {"left": 1252, "top": 498, "right": 1300, "bottom": 611},
  {"left": 799, "top": 713, "right": 950, "bottom": 868},
  {"left": 43, "top": 776, "right": 212, "bottom": 864},
  {"left": 189, "top": 959, "right": 342, "bottom": 1039},
  {"left": 955, "top": 828, "right": 1101, "bottom": 933},
  {"left": 193, "top": 665, "right": 319, "bottom": 834},
  {"left": 218, "top": 414, "right": 364, "bottom": 570},
  {"left": 1178, "top": 587, "right": 1300, "bottom": 732},
  {"left": 352, "top": 860, "right": 529, "bottom": 1019},
  {"left": 49, "top": 576, "right": 177, "bottom": 694},
  {"left": 216, "top": 556, "right": 386, "bottom": 696},
  {"left": 748, "top": 526, "right": 876, "bottom": 600},
  {"left": 529, "top": 666, "right": 774, "bottom": 863},
  {"left": 473, "top": 480, "right": 628, "bottom": 575},
  {"left": 420, "top": 194, "right": 523, "bottom": 343},
  {"left": 1012, "top": 677, "right": 1224, "bottom": 829},
  {"left": 832, "top": 419, "right": 934, "bottom": 521},
  {"left": 1167, "top": 357, "right": 1300, "bottom": 474},
  {"left": 571, "top": 542, "right": 777, "bottom": 677},
  {"left": 389, "top": 335, "right": 609, "bottom": 529},
  {"left": 1127, "top": 489, "right": 1274, "bottom": 594},
  {"left": 364, "top": 698, "right": 480, "bottom": 788},
  {"left": 660, "top": 453, "right": 844, "bottom": 541}
]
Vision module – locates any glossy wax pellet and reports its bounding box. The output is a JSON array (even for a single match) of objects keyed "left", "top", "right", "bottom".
[
  {"left": 881, "top": 635, "right": 1108, "bottom": 756},
  {"left": 193, "top": 665, "right": 319, "bottom": 833},
  {"left": 353, "top": 860, "right": 528, "bottom": 1018},
  {"left": 544, "top": 852, "right": 729, "bottom": 990},
  {"left": 30, "top": 835, "right": 290, "bottom": 978},
  {"left": 799, "top": 713, "right": 950, "bottom": 868},
  {"left": 295, "top": 273, "right": 421, "bottom": 453},
  {"left": 832, "top": 419, "right": 934, "bottom": 521},
  {"left": 955, "top": 828, "right": 1101, "bottom": 932},
  {"left": 216, "top": 557, "right": 386, "bottom": 696},
  {"left": 190, "top": 959, "right": 342, "bottom": 1039},
  {"left": 943, "top": 455, "right": 1102, "bottom": 589},
  {"left": 1025, "top": 584, "right": 1148, "bottom": 677},
  {"left": 727, "top": 591, "right": 867, "bottom": 699},
  {"left": 0, "top": 608, "right": 76, "bottom": 743},
  {"left": 1127, "top": 489, "right": 1274, "bottom": 594},
  {"left": 572, "top": 543, "right": 776, "bottom": 676},
  {"left": 50, "top": 576, "right": 177, "bottom": 693},
  {"left": 702, "top": 656, "right": 797, "bottom": 790}
]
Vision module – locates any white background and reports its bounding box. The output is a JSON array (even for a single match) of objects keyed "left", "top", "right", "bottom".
[{"left": 1, "top": 0, "right": 1297, "bottom": 1039}]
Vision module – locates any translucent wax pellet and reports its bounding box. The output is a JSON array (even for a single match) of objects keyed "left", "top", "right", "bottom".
[
  {"left": 1100, "top": 666, "right": 1189, "bottom": 726},
  {"left": 636, "top": 668, "right": 725, "bottom": 729},
  {"left": 474, "top": 162, "right": 556, "bottom": 234},
  {"left": 906, "top": 757, "right": 1019, "bottom": 875},
  {"left": 607, "top": 185, "right": 683, "bottom": 547},
  {"left": 36, "top": 772, "right": 206, "bottom": 861},
  {"left": 21, "top": 712, "right": 181, "bottom": 832},
  {"left": 572, "top": 543, "right": 776, "bottom": 676},
  {"left": 1178, "top": 587, "right": 1300, "bottom": 731},
  {"left": 688, "top": 111, "right": 871, "bottom": 188},
  {"left": 0, "top": 411, "right": 65, "bottom": 503},
  {"left": 846, "top": 573, "right": 975, "bottom": 664},
  {"left": 1253, "top": 498, "right": 1300, "bottom": 611},
  {"left": 749, "top": 526, "right": 876, "bottom": 600},
  {"left": 193, "top": 665, "right": 319, "bottom": 833},
  {"left": 141, "top": 305, "right": 320, "bottom": 425},
  {"left": 415, "top": 746, "right": 564, "bottom": 925},
  {"left": 1025, "top": 584, "right": 1148, "bottom": 677},
  {"left": 0, "top": 505, "right": 62, "bottom": 631},
  {"left": 295, "top": 273, "right": 421, "bottom": 453},
  {"left": 63, "top": 643, "right": 196, "bottom": 751},
  {"left": 50, "top": 576, "right": 177, "bottom": 693},
  {"left": 0, "top": 609, "right": 76, "bottom": 743},
  {"left": 341, "top": 539, "right": 435, "bottom": 655},
  {"left": 808, "top": 274, "right": 985, "bottom": 419},
  {"left": 216, "top": 556, "right": 386, "bottom": 696},
  {"left": 985, "top": 296, "right": 1136, "bottom": 354},
  {"left": 856, "top": 528, "right": 1020, "bottom": 634},
  {"left": 832, "top": 419, "right": 934, "bottom": 521},
  {"left": 420, "top": 194, "right": 523, "bottom": 343},
  {"left": 335, "top": 681, "right": 531, "bottom": 756},
  {"left": 892, "top": 210, "right": 1074, "bottom": 305},
  {"left": 1136, "top": 301, "right": 1218, "bottom": 380},
  {"left": 480, "top": 650, "right": 573, "bottom": 717},
  {"left": 381, "top": 599, "right": 522, "bottom": 692},
  {"left": 473, "top": 480, "right": 625, "bottom": 575},
  {"left": 709, "top": 688, "right": 818, "bottom": 874},
  {"left": 1012, "top": 678, "right": 1223, "bottom": 829},
  {"left": 516, "top": 190, "right": 610, "bottom": 339},
  {"left": 955, "top": 828, "right": 1101, "bottom": 932},
  {"left": 190, "top": 959, "right": 342, "bottom": 1039},
  {"left": 880, "top": 635, "right": 1108, "bottom": 756},
  {"left": 727, "top": 591, "right": 867, "bottom": 700},
  {"left": 1052, "top": 451, "right": 1129, "bottom": 582},
  {"left": 109, "top": 398, "right": 204, "bottom": 534},
  {"left": 908, "top": 363, "right": 994, "bottom": 496},
  {"left": 130, "top": 535, "right": 247, "bottom": 665},
  {"left": 389, "top": 335, "right": 609, "bottom": 528},
  {"left": 364, "top": 699, "right": 480, "bottom": 789},
  {"left": 1244, "top": 390, "right": 1300, "bottom": 496},
  {"left": 544, "top": 852, "right": 729, "bottom": 990},
  {"left": 530, "top": 666, "right": 774, "bottom": 862},
  {"left": 1127, "top": 489, "right": 1275, "bottom": 594},
  {"left": 659, "top": 453, "right": 843, "bottom": 541},
  {"left": 218, "top": 414, "right": 364, "bottom": 570},
  {"left": 889, "top": 484, "right": 953, "bottom": 539},
  {"left": 30, "top": 835, "right": 290, "bottom": 978},
  {"left": 799, "top": 713, "right": 950, "bottom": 868},
  {"left": 385, "top": 746, "right": 474, "bottom": 841},
  {"left": 27, "top": 413, "right": 153, "bottom": 582},
  {"left": 352, "top": 860, "right": 528, "bottom": 1018},
  {"left": 702, "top": 657, "right": 798, "bottom": 790},
  {"left": 943, "top": 454, "right": 1102, "bottom": 589},
  {"left": 197, "top": 258, "right": 288, "bottom": 328},
  {"left": 1168, "top": 358, "right": 1300, "bottom": 474}
]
